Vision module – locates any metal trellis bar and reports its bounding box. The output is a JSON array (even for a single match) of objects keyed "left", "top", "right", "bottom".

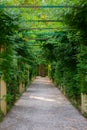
[
  {"left": 0, "top": 5, "right": 81, "bottom": 8},
  {"left": 19, "top": 28, "right": 76, "bottom": 31},
  {"left": 20, "top": 28, "right": 59, "bottom": 30},
  {"left": 23, "top": 20, "right": 63, "bottom": 22}
]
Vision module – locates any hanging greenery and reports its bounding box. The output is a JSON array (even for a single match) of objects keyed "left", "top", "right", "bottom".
[
  {"left": 0, "top": 8, "right": 37, "bottom": 110},
  {"left": 40, "top": 1, "right": 87, "bottom": 107}
]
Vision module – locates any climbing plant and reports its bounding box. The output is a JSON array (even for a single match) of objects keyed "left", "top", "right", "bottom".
[
  {"left": 64, "top": 2, "right": 87, "bottom": 94},
  {"left": 0, "top": 7, "right": 37, "bottom": 109},
  {"left": 40, "top": 1, "right": 87, "bottom": 107}
]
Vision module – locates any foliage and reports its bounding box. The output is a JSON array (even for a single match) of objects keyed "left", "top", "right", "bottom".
[
  {"left": 0, "top": 110, "right": 4, "bottom": 122},
  {"left": 41, "top": 31, "right": 80, "bottom": 103},
  {"left": 64, "top": 2, "right": 87, "bottom": 94},
  {"left": 41, "top": 1, "right": 87, "bottom": 107},
  {"left": 0, "top": 7, "right": 37, "bottom": 109}
]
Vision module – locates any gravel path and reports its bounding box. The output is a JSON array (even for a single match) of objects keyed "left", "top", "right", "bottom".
[{"left": 0, "top": 76, "right": 87, "bottom": 130}]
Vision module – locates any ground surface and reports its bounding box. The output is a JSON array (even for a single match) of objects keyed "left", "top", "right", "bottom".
[{"left": 0, "top": 77, "right": 87, "bottom": 130}]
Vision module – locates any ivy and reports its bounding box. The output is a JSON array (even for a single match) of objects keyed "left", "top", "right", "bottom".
[
  {"left": 40, "top": 1, "right": 87, "bottom": 107},
  {"left": 0, "top": 8, "right": 37, "bottom": 109}
]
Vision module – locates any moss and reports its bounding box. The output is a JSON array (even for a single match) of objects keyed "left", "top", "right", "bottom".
[{"left": 0, "top": 110, "right": 4, "bottom": 122}]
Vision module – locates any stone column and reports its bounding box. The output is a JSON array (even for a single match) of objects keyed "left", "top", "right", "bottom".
[
  {"left": 0, "top": 77, "right": 7, "bottom": 115},
  {"left": 19, "top": 83, "right": 24, "bottom": 94},
  {"left": 81, "top": 93, "right": 87, "bottom": 114},
  {"left": 0, "top": 46, "right": 7, "bottom": 115}
]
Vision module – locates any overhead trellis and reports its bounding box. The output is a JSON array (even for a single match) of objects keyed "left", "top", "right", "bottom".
[
  {"left": 0, "top": 5, "right": 79, "bottom": 32},
  {"left": 0, "top": 4, "right": 77, "bottom": 45}
]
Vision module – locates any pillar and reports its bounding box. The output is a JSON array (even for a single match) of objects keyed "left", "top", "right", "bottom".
[
  {"left": 81, "top": 93, "right": 87, "bottom": 114},
  {"left": 19, "top": 83, "right": 24, "bottom": 94},
  {"left": 0, "top": 77, "right": 7, "bottom": 115}
]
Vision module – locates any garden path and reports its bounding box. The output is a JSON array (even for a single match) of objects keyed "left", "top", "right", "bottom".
[{"left": 0, "top": 77, "right": 87, "bottom": 130}]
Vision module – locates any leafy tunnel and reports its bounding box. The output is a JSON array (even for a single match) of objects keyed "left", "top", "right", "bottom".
[{"left": 0, "top": 0, "right": 87, "bottom": 114}]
